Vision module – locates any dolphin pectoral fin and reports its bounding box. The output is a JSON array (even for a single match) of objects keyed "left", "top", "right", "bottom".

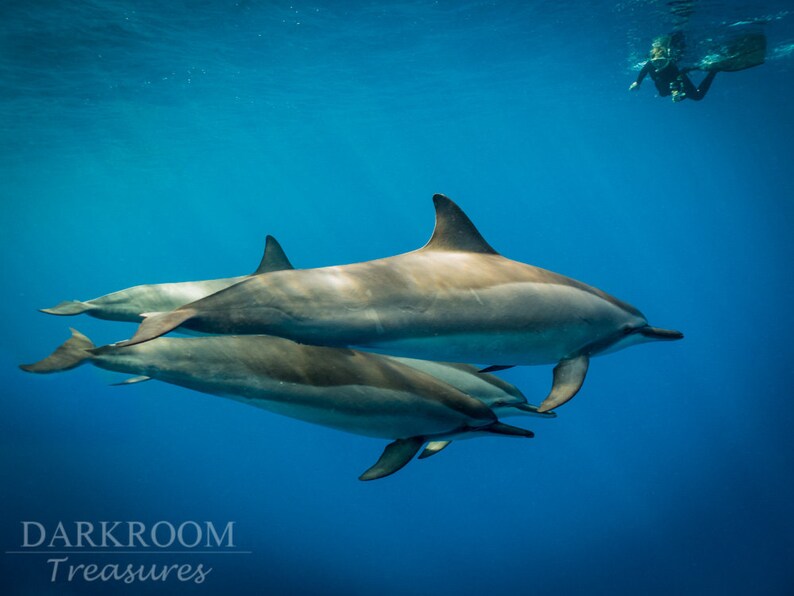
[
  {"left": 253, "top": 235, "right": 295, "bottom": 275},
  {"left": 40, "top": 300, "right": 94, "bottom": 316},
  {"left": 537, "top": 355, "right": 589, "bottom": 413},
  {"left": 19, "top": 328, "right": 95, "bottom": 373},
  {"left": 112, "top": 375, "right": 152, "bottom": 386},
  {"left": 478, "top": 364, "right": 515, "bottom": 373},
  {"left": 118, "top": 309, "right": 196, "bottom": 347},
  {"left": 418, "top": 441, "right": 451, "bottom": 459},
  {"left": 359, "top": 437, "right": 424, "bottom": 481}
]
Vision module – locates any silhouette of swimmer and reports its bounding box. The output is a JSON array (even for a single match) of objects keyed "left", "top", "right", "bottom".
[
  {"left": 629, "top": 32, "right": 767, "bottom": 103},
  {"left": 629, "top": 33, "right": 716, "bottom": 102}
]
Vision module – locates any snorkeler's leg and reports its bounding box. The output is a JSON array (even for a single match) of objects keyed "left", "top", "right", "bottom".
[
  {"left": 679, "top": 73, "right": 698, "bottom": 98},
  {"left": 695, "top": 71, "right": 717, "bottom": 100},
  {"left": 683, "top": 71, "right": 716, "bottom": 101}
]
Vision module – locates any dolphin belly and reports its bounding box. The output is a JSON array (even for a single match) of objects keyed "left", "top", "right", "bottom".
[
  {"left": 213, "top": 384, "right": 481, "bottom": 439},
  {"left": 349, "top": 281, "right": 639, "bottom": 364}
]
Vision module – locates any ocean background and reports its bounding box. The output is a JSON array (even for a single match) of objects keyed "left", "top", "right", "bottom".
[{"left": 2, "top": 1, "right": 793, "bottom": 594}]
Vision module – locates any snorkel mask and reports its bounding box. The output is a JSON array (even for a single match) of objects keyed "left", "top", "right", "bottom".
[{"left": 650, "top": 44, "right": 671, "bottom": 71}]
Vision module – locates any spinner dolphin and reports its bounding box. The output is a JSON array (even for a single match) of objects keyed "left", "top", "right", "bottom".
[
  {"left": 388, "top": 357, "right": 554, "bottom": 458},
  {"left": 40, "top": 236, "right": 293, "bottom": 322},
  {"left": 119, "top": 195, "right": 683, "bottom": 412},
  {"left": 21, "top": 330, "right": 535, "bottom": 480}
]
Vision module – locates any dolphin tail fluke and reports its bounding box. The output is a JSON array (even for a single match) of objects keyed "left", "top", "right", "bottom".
[
  {"left": 538, "top": 355, "right": 589, "bottom": 413},
  {"left": 119, "top": 309, "right": 196, "bottom": 347},
  {"left": 19, "top": 328, "right": 94, "bottom": 374},
  {"left": 359, "top": 437, "right": 424, "bottom": 481},
  {"left": 418, "top": 440, "right": 452, "bottom": 459},
  {"left": 39, "top": 300, "right": 94, "bottom": 316}
]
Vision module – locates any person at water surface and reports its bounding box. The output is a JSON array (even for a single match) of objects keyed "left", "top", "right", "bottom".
[{"left": 629, "top": 33, "right": 716, "bottom": 102}]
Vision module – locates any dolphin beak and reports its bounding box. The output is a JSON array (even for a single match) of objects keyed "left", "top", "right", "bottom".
[
  {"left": 639, "top": 326, "right": 684, "bottom": 340},
  {"left": 514, "top": 403, "right": 539, "bottom": 412},
  {"left": 513, "top": 403, "right": 558, "bottom": 418}
]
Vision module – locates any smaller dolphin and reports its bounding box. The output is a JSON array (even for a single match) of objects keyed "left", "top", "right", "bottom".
[
  {"left": 40, "top": 237, "right": 293, "bottom": 323},
  {"left": 389, "top": 357, "right": 554, "bottom": 458},
  {"left": 20, "top": 330, "right": 535, "bottom": 480}
]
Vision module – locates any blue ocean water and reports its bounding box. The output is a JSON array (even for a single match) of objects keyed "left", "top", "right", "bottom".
[{"left": 2, "top": 1, "right": 793, "bottom": 594}]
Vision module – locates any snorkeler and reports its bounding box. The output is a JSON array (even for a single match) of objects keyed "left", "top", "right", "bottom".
[
  {"left": 629, "top": 33, "right": 716, "bottom": 102},
  {"left": 630, "top": 32, "right": 767, "bottom": 103}
]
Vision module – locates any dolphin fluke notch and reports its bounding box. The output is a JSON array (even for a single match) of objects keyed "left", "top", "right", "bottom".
[
  {"left": 40, "top": 300, "right": 94, "bottom": 316},
  {"left": 422, "top": 194, "right": 499, "bottom": 254},
  {"left": 254, "top": 235, "right": 295, "bottom": 275},
  {"left": 537, "top": 355, "right": 589, "bottom": 413},
  {"left": 359, "top": 437, "right": 425, "bottom": 481},
  {"left": 118, "top": 308, "right": 197, "bottom": 347},
  {"left": 20, "top": 328, "right": 94, "bottom": 373}
]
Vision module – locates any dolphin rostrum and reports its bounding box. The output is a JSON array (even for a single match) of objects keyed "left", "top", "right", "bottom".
[
  {"left": 119, "top": 195, "right": 683, "bottom": 412},
  {"left": 20, "top": 330, "right": 534, "bottom": 480},
  {"left": 40, "top": 236, "right": 293, "bottom": 322}
]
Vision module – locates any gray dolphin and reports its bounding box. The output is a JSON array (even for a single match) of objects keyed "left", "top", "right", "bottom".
[
  {"left": 120, "top": 195, "right": 683, "bottom": 412},
  {"left": 388, "top": 357, "right": 554, "bottom": 458},
  {"left": 20, "top": 330, "right": 534, "bottom": 480},
  {"left": 40, "top": 237, "right": 293, "bottom": 322},
  {"left": 38, "top": 232, "right": 552, "bottom": 427}
]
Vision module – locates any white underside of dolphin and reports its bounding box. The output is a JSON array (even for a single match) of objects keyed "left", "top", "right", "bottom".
[{"left": 118, "top": 194, "right": 683, "bottom": 412}]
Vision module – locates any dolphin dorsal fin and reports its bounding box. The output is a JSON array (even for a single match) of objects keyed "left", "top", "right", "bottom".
[
  {"left": 421, "top": 194, "right": 498, "bottom": 254},
  {"left": 254, "top": 235, "right": 295, "bottom": 275}
]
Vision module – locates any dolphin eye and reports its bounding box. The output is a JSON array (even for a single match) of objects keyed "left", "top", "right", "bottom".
[{"left": 622, "top": 325, "right": 634, "bottom": 335}]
